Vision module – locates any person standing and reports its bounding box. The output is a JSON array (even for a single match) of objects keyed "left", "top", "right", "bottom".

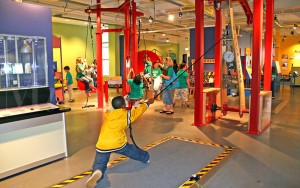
[
  {"left": 159, "top": 57, "right": 175, "bottom": 114},
  {"left": 63, "top": 66, "right": 75, "bottom": 102},
  {"left": 173, "top": 59, "right": 178, "bottom": 74},
  {"left": 173, "top": 63, "right": 190, "bottom": 107},
  {"left": 85, "top": 96, "right": 155, "bottom": 188}
]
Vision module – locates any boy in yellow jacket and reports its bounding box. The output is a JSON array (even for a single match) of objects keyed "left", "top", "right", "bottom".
[{"left": 86, "top": 96, "right": 155, "bottom": 188}]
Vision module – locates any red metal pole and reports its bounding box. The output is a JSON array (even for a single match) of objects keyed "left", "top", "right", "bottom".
[
  {"left": 248, "top": 0, "right": 263, "bottom": 134},
  {"left": 104, "top": 81, "right": 108, "bottom": 102},
  {"left": 123, "top": 1, "right": 130, "bottom": 96},
  {"left": 194, "top": 0, "right": 205, "bottom": 126},
  {"left": 96, "top": 0, "right": 104, "bottom": 108},
  {"left": 132, "top": 2, "right": 138, "bottom": 73},
  {"left": 214, "top": 7, "right": 222, "bottom": 88},
  {"left": 263, "top": 0, "right": 274, "bottom": 91}
]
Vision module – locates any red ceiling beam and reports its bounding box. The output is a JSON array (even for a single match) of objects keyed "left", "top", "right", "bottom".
[
  {"left": 85, "top": 1, "right": 144, "bottom": 17},
  {"left": 209, "top": 0, "right": 253, "bottom": 25}
]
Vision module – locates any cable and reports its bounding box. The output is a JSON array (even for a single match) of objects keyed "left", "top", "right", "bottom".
[
  {"left": 154, "top": 34, "right": 228, "bottom": 99},
  {"left": 90, "top": 24, "right": 95, "bottom": 60},
  {"left": 127, "top": 110, "right": 141, "bottom": 149},
  {"left": 84, "top": 13, "right": 91, "bottom": 59},
  {"left": 138, "top": 19, "right": 141, "bottom": 49}
]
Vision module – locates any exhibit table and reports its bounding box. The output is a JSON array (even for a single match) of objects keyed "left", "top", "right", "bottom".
[{"left": 0, "top": 103, "right": 70, "bottom": 179}]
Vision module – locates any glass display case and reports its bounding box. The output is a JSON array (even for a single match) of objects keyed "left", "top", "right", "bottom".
[{"left": 0, "top": 34, "right": 48, "bottom": 90}]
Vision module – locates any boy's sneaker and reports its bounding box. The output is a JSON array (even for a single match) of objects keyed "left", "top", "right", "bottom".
[{"left": 86, "top": 170, "right": 102, "bottom": 188}]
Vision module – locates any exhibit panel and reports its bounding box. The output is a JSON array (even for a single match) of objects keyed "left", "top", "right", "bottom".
[{"left": 0, "top": 111, "right": 68, "bottom": 179}]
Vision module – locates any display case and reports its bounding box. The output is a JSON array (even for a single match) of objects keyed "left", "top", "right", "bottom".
[{"left": 0, "top": 34, "right": 48, "bottom": 90}]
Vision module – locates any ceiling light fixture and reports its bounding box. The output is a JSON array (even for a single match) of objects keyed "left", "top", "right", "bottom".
[
  {"left": 293, "top": 24, "right": 298, "bottom": 30},
  {"left": 148, "top": 16, "right": 153, "bottom": 23},
  {"left": 178, "top": 12, "right": 182, "bottom": 18},
  {"left": 291, "top": 31, "right": 295, "bottom": 35},
  {"left": 166, "top": 39, "right": 170, "bottom": 43},
  {"left": 168, "top": 14, "right": 174, "bottom": 21}
]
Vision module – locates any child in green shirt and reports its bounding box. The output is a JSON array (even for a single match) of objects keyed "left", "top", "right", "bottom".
[
  {"left": 64, "top": 66, "right": 75, "bottom": 102},
  {"left": 126, "top": 69, "right": 144, "bottom": 108}
]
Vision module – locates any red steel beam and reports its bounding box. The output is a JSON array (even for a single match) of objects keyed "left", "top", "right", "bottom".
[
  {"left": 123, "top": 3, "right": 130, "bottom": 96},
  {"left": 263, "top": 0, "right": 274, "bottom": 91},
  {"left": 248, "top": 0, "right": 263, "bottom": 135},
  {"left": 238, "top": 0, "right": 253, "bottom": 25},
  {"left": 208, "top": 0, "right": 253, "bottom": 25},
  {"left": 84, "top": 0, "right": 144, "bottom": 17},
  {"left": 131, "top": 2, "right": 138, "bottom": 72},
  {"left": 214, "top": 7, "right": 222, "bottom": 88},
  {"left": 194, "top": 0, "right": 205, "bottom": 126},
  {"left": 102, "top": 28, "right": 123, "bottom": 32},
  {"left": 96, "top": 0, "right": 103, "bottom": 108}
]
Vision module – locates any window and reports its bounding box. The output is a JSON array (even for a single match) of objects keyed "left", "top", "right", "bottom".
[{"left": 102, "top": 24, "right": 109, "bottom": 76}]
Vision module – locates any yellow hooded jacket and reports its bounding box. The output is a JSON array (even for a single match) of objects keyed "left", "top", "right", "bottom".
[{"left": 96, "top": 103, "right": 148, "bottom": 151}]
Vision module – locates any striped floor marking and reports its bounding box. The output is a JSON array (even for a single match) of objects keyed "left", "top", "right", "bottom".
[
  {"left": 50, "top": 136, "right": 234, "bottom": 188},
  {"left": 179, "top": 148, "right": 235, "bottom": 188}
]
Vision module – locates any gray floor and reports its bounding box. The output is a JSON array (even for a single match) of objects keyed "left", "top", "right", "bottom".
[{"left": 0, "top": 86, "right": 300, "bottom": 188}]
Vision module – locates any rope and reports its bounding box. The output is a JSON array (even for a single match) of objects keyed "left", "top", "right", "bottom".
[
  {"left": 127, "top": 110, "right": 141, "bottom": 149},
  {"left": 84, "top": 12, "right": 95, "bottom": 60},
  {"left": 154, "top": 34, "right": 228, "bottom": 99},
  {"left": 138, "top": 19, "right": 141, "bottom": 49},
  {"left": 84, "top": 14, "right": 90, "bottom": 59}
]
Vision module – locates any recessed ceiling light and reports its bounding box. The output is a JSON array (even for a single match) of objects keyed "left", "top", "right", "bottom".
[
  {"left": 168, "top": 14, "right": 174, "bottom": 21},
  {"left": 162, "top": 33, "right": 166, "bottom": 36},
  {"left": 293, "top": 24, "right": 298, "bottom": 30}
]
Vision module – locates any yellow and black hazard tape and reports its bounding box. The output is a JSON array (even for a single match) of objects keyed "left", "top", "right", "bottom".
[
  {"left": 51, "top": 171, "right": 92, "bottom": 188},
  {"left": 51, "top": 136, "right": 234, "bottom": 188},
  {"left": 179, "top": 147, "right": 235, "bottom": 188}
]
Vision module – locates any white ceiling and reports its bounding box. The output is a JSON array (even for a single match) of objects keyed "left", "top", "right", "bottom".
[{"left": 21, "top": 0, "right": 300, "bottom": 43}]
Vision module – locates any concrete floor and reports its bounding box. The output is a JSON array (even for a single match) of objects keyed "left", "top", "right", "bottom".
[{"left": 0, "top": 86, "right": 300, "bottom": 188}]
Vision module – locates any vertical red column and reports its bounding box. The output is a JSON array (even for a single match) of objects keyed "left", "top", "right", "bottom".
[
  {"left": 263, "top": 0, "right": 274, "bottom": 91},
  {"left": 194, "top": 0, "right": 205, "bottom": 126},
  {"left": 214, "top": 8, "right": 222, "bottom": 88},
  {"left": 123, "top": 1, "right": 130, "bottom": 96},
  {"left": 132, "top": 2, "right": 138, "bottom": 73},
  {"left": 104, "top": 81, "right": 108, "bottom": 102},
  {"left": 96, "top": 0, "right": 103, "bottom": 108},
  {"left": 248, "top": 0, "right": 263, "bottom": 134}
]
